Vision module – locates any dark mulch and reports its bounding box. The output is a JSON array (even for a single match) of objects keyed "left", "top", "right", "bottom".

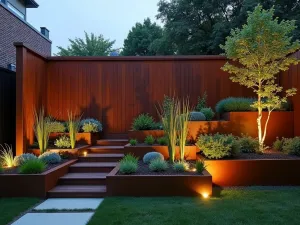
[
  {"left": 1, "top": 159, "right": 69, "bottom": 174},
  {"left": 117, "top": 161, "right": 201, "bottom": 176}
]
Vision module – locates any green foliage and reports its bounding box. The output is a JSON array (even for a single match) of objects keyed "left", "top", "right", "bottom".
[
  {"left": 178, "top": 99, "right": 190, "bottom": 161},
  {"left": 195, "top": 92, "right": 207, "bottom": 111},
  {"left": 67, "top": 111, "right": 81, "bottom": 149},
  {"left": 46, "top": 121, "right": 65, "bottom": 133},
  {"left": 0, "top": 144, "right": 14, "bottom": 167},
  {"left": 80, "top": 118, "right": 102, "bottom": 133},
  {"left": 149, "top": 158, "right": 168, "bottom": 172},
  {"left": 14, "top": 153, "right": 37, "bottom": 167},
  {"left": 282, "top": 137, "right": 300, "bottom": 156},
  {"left": 237, "top": 134, "right": 259, "bottom": 153},
  {"left": 173, "top": 161, "right": 189, "bottom": 172},
  {"left": 57, "top": 32, "right": 115, "bottom": 56},
  {"left": 143, "top": 152, "right": 164, "bottom": 164},
  {"left": 129, "top": 139, "right": 138, "bottom": 146},
  {"left": 200, "top": 107, "right": 215, "bottom": 121},
  {"left": 189, "top": 112, "right": 206, "bottom": 121},
  {"left": 196, "top": 133, "right": 239, "bottom": 159},
  {"left": 33, "top": 108, "right": 50, "bottom": 154},
  {"left": 38, "top": 152, "right": 62, "bottom": 164},
  {"left": 19, "top": 159, "right": 46, "bottom": 174},
  {"left": 195, "top": 160, "right": 207, "bottom": 174},
  {"left": 215, "top": 97, "right": 256, "bottom": 113},
  {"left": 121, "top": 154, "right": 139, "bottom": 164},
  {"left": 0, "top": 166, "right": 3, "bottom": 173},
  {"left": 119, "top": 154, "right": 138, "bottom": 174},
  {"left": 221, "top": 5, "right": 299, "bottom": 152},
  {"left": 157, "top": 136, "right": 168, "bottom": 146},
  {"left": 144, "top": 135, "right": 155, "bottom": 145},
  {"left": 54, "top": 135, "right": 71, "bottom": 149},
  {"left": 273, "top": 137, "right": 284, "bottom": 151},
  {"left": 132, "top": 114, "right": 156, "bottom": 131},
  {"left": 122, "top": 18, "right": 165, "bottom": 56}
]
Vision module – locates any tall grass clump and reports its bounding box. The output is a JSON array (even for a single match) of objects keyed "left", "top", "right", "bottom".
[
  {"left": 33, "top": 108, "right": 50, "bottom": 154},
  {"left": 0, "top": 144, "right": 14, "bottom": 167},
  {"left": 178, "top": 99, "right": 190, "bottom": 161},
  {"left": 67, "top": 111, "right": 81, "bottom": 149}
]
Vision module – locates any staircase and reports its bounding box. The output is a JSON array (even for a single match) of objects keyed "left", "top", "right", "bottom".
[{"left": 48, "top": 139, "right": 127, "bottom": 198}]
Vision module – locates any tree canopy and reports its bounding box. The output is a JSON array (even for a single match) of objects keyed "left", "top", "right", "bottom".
[{"left": 56, "top": 32, "right": 115, "bottom": 56}]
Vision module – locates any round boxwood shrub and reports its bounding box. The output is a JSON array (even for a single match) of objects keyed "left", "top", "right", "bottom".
[
  {"left": 80, "top": 118, "right": 103, "bottom": 133},
  {"left": 131, "top": 114, "right": 156, "bottom": 130},
  {"left": 215, "top": 97, "right": 256, "bottom": 113},
  {"left": 39, "top": 152, "right": 62, "bottom": 164},
  {"left": 196, "top": 133, "right": 239, "bottom": 159},
  {"left": 143, "top": 152, "right": 164, "bottom": 164},
  {"left": 14, "top": 153, "right": 37, "bottom": 166},
  {"left": 149, "top": 158, "right": 168, "bottom": 172},
  {"left": 189, "top": 112, "right": 206, "bottom": 121},
  {"left": 200, "top": 107, "right": 215, "bottom": 121}
]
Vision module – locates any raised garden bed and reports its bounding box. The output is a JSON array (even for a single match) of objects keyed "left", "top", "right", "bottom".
[
  {"left": 0, "top": 159, "right": 77, "bottom": 198},
  {"left": 27, "top": 145, "right": 89, "bottom": 156},
  {"left": 50, "top": 132, "right": 100, "bottom": 145},
  {"left": 106, "top": 162, "right": 212, "bottom": 196},
  {"left": 128, "top": 130, "right": 164, "bottom": 142},
  {"left": 124, "top": 144, "right": 197, "bottom": 160}
]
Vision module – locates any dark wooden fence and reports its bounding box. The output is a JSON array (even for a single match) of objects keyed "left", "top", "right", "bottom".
[
  {"left": 15, "top": 43, "right": 300, "bottom": 154},
  {"left": 0, "top": 67, "right": 16, "bottom": 152}
]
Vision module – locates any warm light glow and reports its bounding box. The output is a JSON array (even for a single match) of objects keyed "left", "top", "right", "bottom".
[
  {"left": 83, "top": 151, "right": 87, "bottom": 157},
  {"left": 191, "top": 168, "right": 197, "bottom": 172},
  {"left": 202, "top": 193, "right": 209, "bottom": 199}
]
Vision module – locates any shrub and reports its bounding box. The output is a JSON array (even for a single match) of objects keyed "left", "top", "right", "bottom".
[
  {"left": 149, "top": 158, "right": 168, "bottom": 172},
  {"left": 144, "top": 135, "right": 155, "bottom": 145},
  {"left": 132, "top": 114, "right": 156, "bottom": 130},
  {"left": 129, "top": 139, "right": 138, "bottom": 146},
  {"left": 195, "top": 92, "right": 207, "bottom": 112},
  {"left": 157, "top": 136, "right": 168, "bottom": 146},
  {"left": 0, "top": 144, "right": 14, "bottom": 167},
  {"left": 19, "top": 159, "right": 46, "bottom": 174},
  {"left": 189, "top": 112, "right": 206, "bottom": 121},
  {"left": 200, "top": 107, "right": 215, "bottom": 121},
  {"left": 39, "top": 152, "right": 62, "bottom": 164},
  {"left": 215, "top": 97, "right": 256, "bottom": 113},
  {"left": 54, "top": 135, "right": 71, "bottom": 149},
  {"left": 237, "top": 134, "right": 259, "bottom": 153},
  {"left": 46, "top": 121, "right": 65, "bottom": 133},
  {"left": 282, "top": 137, "right": 300, "bottom": 156},
  {"left": 195, "top": 160, "right": 207, "bottom": 174},
  {"left": 119, "top": 161, "right": 138, "bottom": 174},
  {"left": 80, "top": 118, "right": 103, "bottom": 133},
  {"left": 173, "top": 161, "right": 189, "bottom": 172},
  {"left": 273, "top": 137, "right": 284, "bottom": 151},
  {"left": 143, "top": 152, "right": 164, "bottom": 164},
  {"left": 196, "top": 133, "right": 239, "bottom": 159},
  {"left": 14, "top": 153, "right": 37, "bottom": 166}
]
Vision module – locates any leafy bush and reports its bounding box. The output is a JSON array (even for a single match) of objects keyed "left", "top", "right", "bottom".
[
  {"left": 200, "top": 107, "right": 215, "bottom": 121},
  {"left": 196, "top": 133, "right": 239, "bottom": 159},
  {"left": 54, "top": 135, "right": 71, "bottom": 149},
  {"left": 273, "top": 137, "right": 284, "bottom": 151},
  {"left": 19, "top": 159, "right": 46, "bottom": 174},
  {"left": 157, "top": 136, "right": 168, "bottom": 145},
  {"left": 173, "top": 161, "right": 189, "bottom": 172},
  {"left": 215, "top": 97, "right": 256, "bottom": 113},
  {"left": 46, "top": 121, "right": 65, "bottom": 133},
  {"left": 0, "top": 144, "right": 14, "bottom": 167},
  {"left": 39, "top": 152, "right": 62, "bottom": 164},
  {"left": 195, "top": 160, "right": 207, "bottom": 174},
  {"left": 119, "top": 154, "right": 138, "bottom": 174},
  {"left": 132, "top": 114, "right": 156, "bottom": 130},
  {"left": 144, "top": 135, "right": 155, "bottom": 145},
  {"left": 129, "top": 139, "right": 138, "bottom": 146},
  {"left": 189, "top": 112, "right": 206, "bottom": 121},
  {"left": 282, "top": 137, "right": 300, "bottom": 156},
  {"left": 237, "top": 134, "right": 259, "bottom": 153},
  {"left": 14, "top": 153, "right": 37, "bottom": 166},
  {"left": 80, "top": 118, "right": 103, "bottom": 133},
  {"left": 149, "top": 158, "right": 168, "bottom": 172},
  {"left": 195, "top": 92, "right": 207, "bottom": 112},
  {"left": 143, "top": 152, "right": 164, "bottom": 164}
]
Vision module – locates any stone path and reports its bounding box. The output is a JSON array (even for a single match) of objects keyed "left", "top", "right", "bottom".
[{"left": 11, "top": 198, "right": 104, "bottom": 225}]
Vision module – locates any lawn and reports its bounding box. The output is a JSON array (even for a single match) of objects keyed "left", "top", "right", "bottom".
[
  {"left": 0, "top": 198, "right": 40, "bottom": 225},
  {"left": 88, "top": 189, "right": 300, "bottom": 225}
]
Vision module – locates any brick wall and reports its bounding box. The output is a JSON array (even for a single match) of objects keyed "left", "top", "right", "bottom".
[{"left": 0, "top": 4, "right": 51, "bottom": 69}]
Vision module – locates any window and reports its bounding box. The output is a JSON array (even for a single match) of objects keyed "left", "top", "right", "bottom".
[{"left": 7, "top": 2, "right": 25, "bottom": 19}]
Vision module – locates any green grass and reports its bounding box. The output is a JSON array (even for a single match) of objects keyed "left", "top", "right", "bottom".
[
  {"left": 88, "top": 189, "right": 300, "bottom": 225},
  {"left": 0, "top": 198, "right": 40, "bottom": 225}
]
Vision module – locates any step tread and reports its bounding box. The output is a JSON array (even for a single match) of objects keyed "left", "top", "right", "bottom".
[
  {"left": 89, "top": 146, "right": 124, "bottom": 149},
  {"left": 48, "top": 185, "right": 106, "bottom": 193},
  {"left": 70, "top": 162, "right": 118, "bottom": 167},
  {"left": 60, "top": 173, "right": 107, "bottom": 179},
  {"left": 97, "top": 139, "right": 128, "bottom": 142},
  {"left": 82, "top": 153, "right": 124, "bottom": 158}
]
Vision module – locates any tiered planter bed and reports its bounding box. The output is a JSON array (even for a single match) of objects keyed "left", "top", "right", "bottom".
[
  {"left": 107, "top": 164, "right": 212, "bottom": 196},
  {"left": 128, "top": 130, "right": 164, "bottom": 142},
  {"left": 27, "top": 145, "right": 90, "bottom": 156},
  {"left": 124, "top": 144, "right": 197, "bottom": 160},
  {"left": 50, "top": 132, "right": 100, "bottom": 145},
  {"left": 0, "top": 160, "right": 77, "bottom": 198}
]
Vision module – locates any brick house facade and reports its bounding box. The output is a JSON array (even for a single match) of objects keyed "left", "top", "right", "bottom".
[{"left": 0, "top": 2, "right": 51, "bottom": 69}]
